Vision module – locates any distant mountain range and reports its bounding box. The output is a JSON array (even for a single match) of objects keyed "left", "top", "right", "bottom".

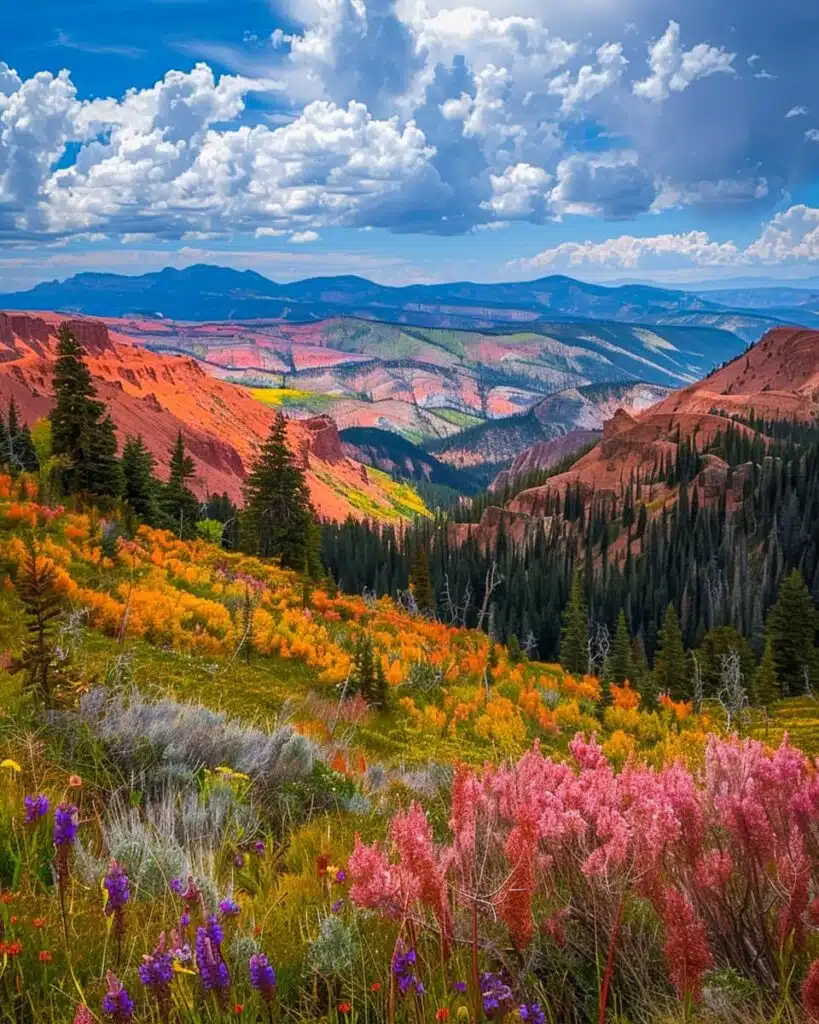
[{"left": 0, "top": 263, "right": 796, "bottom": 341}]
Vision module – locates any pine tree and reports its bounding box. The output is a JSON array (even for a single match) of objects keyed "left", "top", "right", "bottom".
[
  {"left": 163, "top": 433, "right": 200, "bottom": 539},
  {"left": 87, "top": 414, "right": 123, "bottom": 499},
  {"left": 121, "top": 435, "right": 161, "bottom": 525},
  {"left": 351, "top": 633, "right": 378, "bottom": 703},
  {"left": 766, "top": 569, "right": 819, "bottom": 696},
  {"left": 240, "top": 414, "right": 315, "bottom": 570},
  {"left": 409, "top": 546, "right": 436, "bottom": 616},
  {"left": 9, "top": 537, "right": 73, "bottom": 708},
  {"left": 560, "top": 569, "right": 589, "bottom": 675},
  {"left": 51, "top": 324, "right": 118, "bottom": 497},
  {"left": 753, "top": 639, "right": 780, "bottom": 708},
  {"left": 4, "top": 400, "right": 38, "bottom": 472},
  {"left": 654, "top": 603, "right": 688, "bottom": 700},
  {"left": 507, "top": 633, "right": 524, "bottom": 663},
  {"left": 609, "top": 610, "right": 633, "bottom": 683}
]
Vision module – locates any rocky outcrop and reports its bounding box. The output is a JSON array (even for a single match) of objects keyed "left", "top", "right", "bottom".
[
  {"left": 303, "top": 416, "right": 344, "bottom": 464},
  {"left": 491, "top": 428, "right": 600, "bottom": 492},
  {"left": 447, "top": 504, "right": 548, "bottom": 550}
]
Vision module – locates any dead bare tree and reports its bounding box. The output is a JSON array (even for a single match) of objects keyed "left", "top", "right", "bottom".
[
  {"left": 587, "top": 621, "right": 611, "bottom": 678},
  {"left": 522, "top": 631, "right": 539, "bottom": 659},
  {"left": 441, "top": 574, "right": 473, "bottom": 627},
  {"left": 718, "top": 648, "right": 749, "bottom": 733},
  {"left": 476, "top": 561, "right": 503, "bottom": 633},
  {"left": 691, "top": 650, "right": 704, "bottom": 715}
]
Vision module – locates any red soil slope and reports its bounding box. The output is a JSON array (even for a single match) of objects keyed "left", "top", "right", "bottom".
[
  {"left": 509, "top": 326, "right": 819, "bottom": 516},
  {"left": 0, "top": 312, "right": 410, "bottom": 520}
]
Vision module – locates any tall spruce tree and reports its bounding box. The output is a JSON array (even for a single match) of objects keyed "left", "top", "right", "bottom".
[
  {"left": 560, "top": 570, "right": 589, "bottom": 675},
  {"left": 163, "top": 433, "right": 200, "bottom": 539},
  {"left": 766, "top": 569, "right": 819, "bottom": 695},
  {"left": 122, "top": 435, "right": 161, "bottom": 525},
  {"left": 609, "top": 610, "right": 633, "bottom": 683},
  {"left": 409, "top": 546, "right": 436, "bottom": 616},
  {"left": 240, "top": 413, "right": 314, "bottom": 570},
  {"left": 51, "top": 324, "right": 119, "bottom": 497},
  {"left": 4, "top": 399, "right": 39, "bottom": 472},
  {"left": 654, "top": 603, "right": 688, "bottom": 700},
  {"left": 753, "top": 638, "right": 780, "bottom": 708}
]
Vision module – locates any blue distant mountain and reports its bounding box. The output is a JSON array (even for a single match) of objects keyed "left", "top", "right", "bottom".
[{"left": 0, "top": 263, "right": 793, "bottom": 341}]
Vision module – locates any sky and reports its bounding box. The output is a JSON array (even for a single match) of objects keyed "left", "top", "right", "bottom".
[{"left": 2, "top": 0, "right": 819, "bottom": 292}]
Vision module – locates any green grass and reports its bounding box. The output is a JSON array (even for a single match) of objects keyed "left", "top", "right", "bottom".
[{"left": 431, "top": 408, "right": 484, "bottom": 428}]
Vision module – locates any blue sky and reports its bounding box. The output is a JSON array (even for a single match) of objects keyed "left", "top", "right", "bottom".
[{"left": 2, "top": 0, "right": 819, "bottom": 291}]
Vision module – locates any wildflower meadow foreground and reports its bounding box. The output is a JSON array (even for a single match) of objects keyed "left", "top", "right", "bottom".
[{"left": 1, "top": 482, "right": 819, "bottom": 1024}]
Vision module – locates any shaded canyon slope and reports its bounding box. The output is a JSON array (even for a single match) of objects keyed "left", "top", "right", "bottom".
[
  {"left": 455, "top": 326, "right": 819, "bottom": 544},
  {"left": 0, "top": 312, "right": 426, "bottom": 522}
]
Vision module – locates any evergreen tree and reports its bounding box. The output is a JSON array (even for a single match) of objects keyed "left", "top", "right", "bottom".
[
  {"left": 766, "top": 569, "right": 819, "bottom": 696},
  {"left": 9, "top": 536, "right": 73, "bottom": 708},
  {"left": 409, "top": 546, "right": 436, "bottom": 616},
  {"left": 51, "top": 324, "right": 118, "bottom": 497},
  {"left": 163, "top": 432, "right": 200, "bottom": 539},
  {"left": 351, "top": 632, "right": 388, "bottom": 706},
  {"left": 240, "top": 414, "right": 314, "bottom": 570},
  {"left": 654, "top": 603, "right": 688, "bottom": 700},
  {"left": 507, "top": 633, "right": 524, "bottom": 664},
  {"left": 121, "top": 435, "right": 161, "bottom": 525},
  {"left": 609, "top": 610, "right": 633, "bottom": 684},
  {"left": 4, "top": 399, "right": 39, "bottom": 472},
  {"left": 560, "top": 570, "right": 589, "bottom": 675},
  {"left": 753, "top": 639, "right": 780, "bottom": 708}
]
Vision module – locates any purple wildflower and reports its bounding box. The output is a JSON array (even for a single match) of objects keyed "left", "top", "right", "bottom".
[
  {"left": 24, "top": 794, "right": 49, "bottom": 824},
  {"left": 480, "top": 972, "right": 514, "bottom": 1019},
  {"left": 254, "top": 840, "right": 266, "bottom": 855},
  {"left": 195, "top": 926, "right": 230, "bottom": 995},
  {"left": 234, "top": 852, "right": 245, "bottom": 868},
  {"left": 180, "top": 911, "right": 191, "bottom": 930},
  {"left": 101, "top": 972, "right": 134, "bottom": 1023},
  {"left": 169, "top": 878, "right": 184, "bottom": 895},
  {"left": 452, "top": 981, "right": 467, "bottom": 993},
  {"left": 392, "top": 945, "right": 423, "bottom": 997},
  {"left": 139, "top": 933, "right": 174, "bottom": 1022},
  {"left": 249, "top": 952, "right": 277, "bottom": 1002},
  {"left": 334, "top": 868, "right": 347, "bottom": 884},
  {"left": 219, "top": 898, "right": 240, "bottom": 918},
  {"left": 519, "top": 1003, "right": 546, "bottom": 1024},
  {"left": 104, "top": 861, "right": 130, "bottom": 914},
  {"left": 331, "top": 899, "right": 344, "bottom": 913},
  {"left": 53, "top": 803, "right": 78, "bottom": 846},
  {"left": 205, "top": 914, "right": 224, "bottom": 948}
]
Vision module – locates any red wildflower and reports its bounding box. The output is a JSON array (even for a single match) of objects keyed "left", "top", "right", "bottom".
[
  {"left": 436, "top": 1009, "right": 450, "bottom": 1021},
  {"left": 803, "top": 959, "right": 819, "bottom": 1021},
  {"left": 338, "top": 1002, "right": 352, "bottom": 1014},
  {"left": 317, "top": 854, "right": 329, "bottom": 878},
  {"left": 68, "top": 775, "right": 83, "bottom": 788},
  {"left": 370, "top": 982, "right": 382, "bottom": 992},
  {"left": 495, "top": 808, "right": 538, "bottom": 950},
  {"left": 4, "top": 941, "right": 22, "bottom": 957},
  {"left": 661, "top": 888, "right": 712, "bottom": 1002},
  {"left": 9, "top": 916, "right": 16, "bottom": 924},
  {"left": 39, "top": 950, "right": 52, "bottom": 963},
  {"left": 73, "top": 1006, "right": 94, "bottom": 1024},
  {"left": 0, "top": 892, "right": 13, "bottom": 904},
  {"left": 32, "top": 917, "right": 46, "bottom": 928},
  {"left": 233, "top": 1004, "right": 244, "bottom": 1015}
]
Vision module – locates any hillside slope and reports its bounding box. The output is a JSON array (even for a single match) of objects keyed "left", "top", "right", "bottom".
[
  {"left": 510, "top": 326, "right": 819, "bottom": 515},
  {"left": 0, "top": 312, "right": 427, "bottom": 521}
]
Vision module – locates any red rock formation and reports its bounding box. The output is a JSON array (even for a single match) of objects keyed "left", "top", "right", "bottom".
[{"left": 0, "top": 311, "right": 418, "bottom": 521}]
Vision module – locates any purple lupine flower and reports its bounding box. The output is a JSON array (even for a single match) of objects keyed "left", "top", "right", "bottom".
[
  {"left": 331, "top": 899, "right": 344, "bottom": 913},
  {"left": 479, "top": 972, "right": 514, "bottom": 1019},
  {"left": 24, "top": 794, "right": 49, "bottom": 824},
  {"left": 169, "top": 929, "right": 192, "bottom": 963},
  {"left": 451, "top": 981, "right": 467, "bottom": 993},
  {"left": 254, "top": 840, "right": 266, "bottom": 855},
  {"left": 334, "top": 868, "right": 347, "bottom": 884},
  {"left": 205, "top": 914, "right": 224, "bottom": 948},
  {"left": 104, "top": 861, "right": 130, "bottom": 915},
  {"left": 101, "top": 971, "right": 134, "bottom": 1022},
  {"left": 519, "top": 1003, "right": 546, "bottom": 1024},
  {"left": 169, "top": 878, "right": 184, "bottom": 895},
  {"left": 249, "top": 952, "right": 277, "bottom": 1002},
  {"left": 139, "top": 933, "right": 174, "bottom": 1022},
  {"left": 53, "top": 803, "right": 78, "bottom": 846},
  {"left": 392, "top": 945, "right": 423, "bottom": 996},
  {"left": 219, "top": 898, "right": 240, "bottom": 918},
  {"left": 180, "top": 911, "right": 191, "bottom": 930},
  {"left": 195, "top": 927, "right": 230, "bottom": 995},
  {"left": 234, "top": 852, "right": 245, "bottom": 868}
]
